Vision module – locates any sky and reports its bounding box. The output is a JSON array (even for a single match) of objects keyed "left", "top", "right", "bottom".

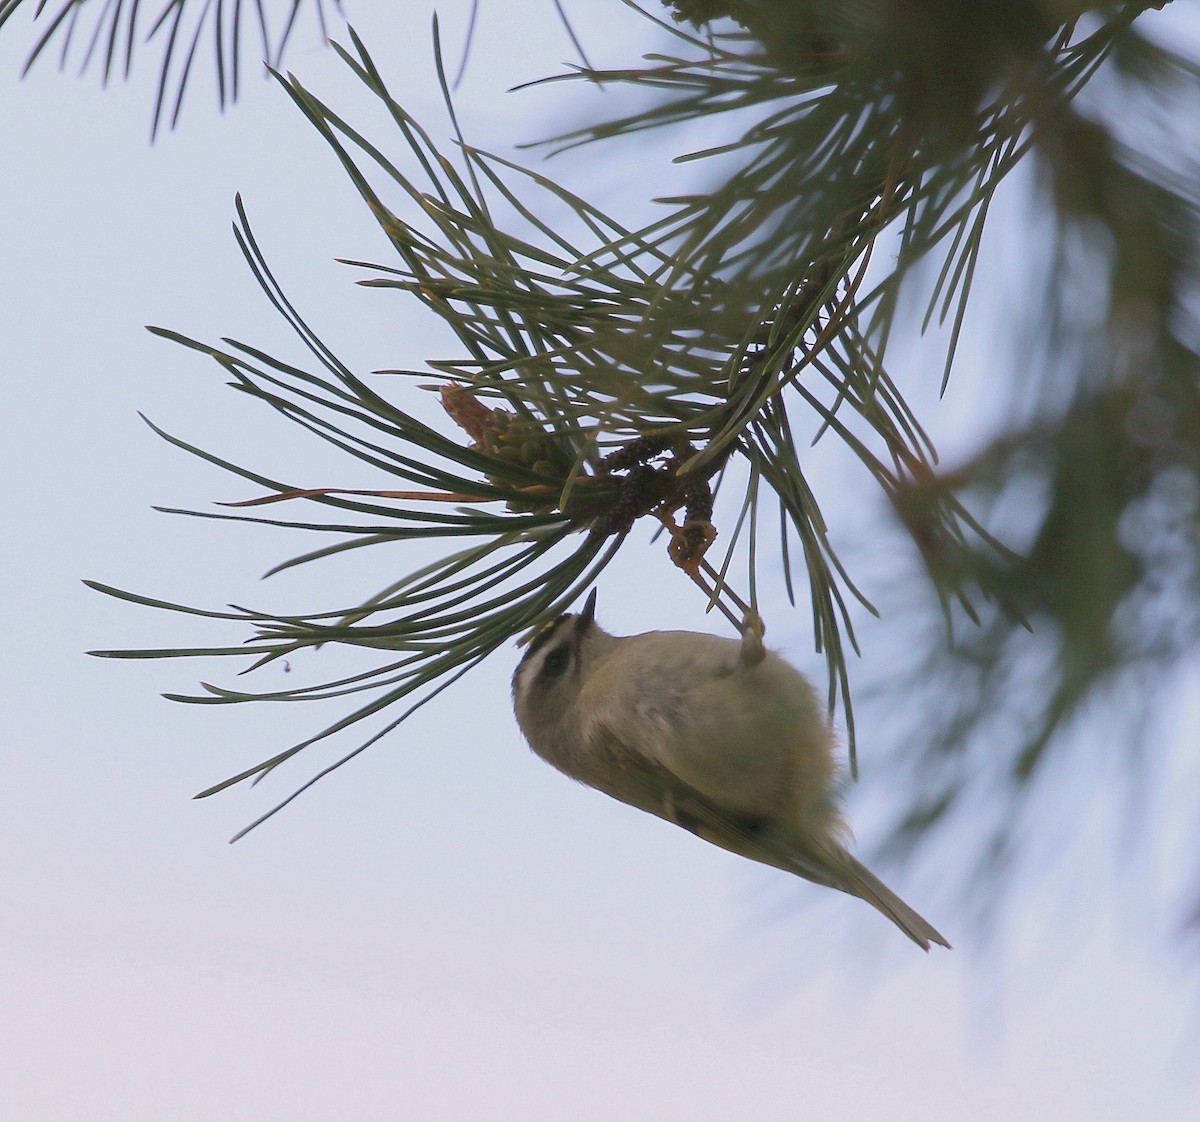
[{"left": 2, "top": 2, "right": 1199, "bottom": 1119}]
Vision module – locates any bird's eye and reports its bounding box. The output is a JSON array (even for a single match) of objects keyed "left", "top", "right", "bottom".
[{"left": 541, "top": 645, "right": 570, "bottom": 680}]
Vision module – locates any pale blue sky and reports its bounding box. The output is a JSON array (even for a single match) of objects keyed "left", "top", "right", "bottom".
[{"left": 2, "top": 2, "right": 1198, "bottom": 1119}]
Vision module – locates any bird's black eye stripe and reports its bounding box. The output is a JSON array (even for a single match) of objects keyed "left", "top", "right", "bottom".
[
  {"left": 516, "top": 609, "right": 589, "bottom": 689},
  {"left": 539, "top": 643, "right": 571, "bottom": 681},
  {"left": 522, "top": 613, "right": 571, "bottom": 664}
]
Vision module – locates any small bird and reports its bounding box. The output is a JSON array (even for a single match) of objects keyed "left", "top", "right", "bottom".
[{"left": 512, "top": 590, "right": 950, "bottom": 951}]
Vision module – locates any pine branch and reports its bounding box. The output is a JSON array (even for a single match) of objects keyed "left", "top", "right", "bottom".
[
  {"left": 83, "top": 3, "right": 1200, "bottom": 882},
  {"left": 0, "top": 0, "right": 343, "bottom": 135}
]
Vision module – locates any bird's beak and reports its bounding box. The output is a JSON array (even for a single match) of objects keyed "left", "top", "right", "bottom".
[{"left": 580, "top": 587, "right": 598, "bottom": 626}]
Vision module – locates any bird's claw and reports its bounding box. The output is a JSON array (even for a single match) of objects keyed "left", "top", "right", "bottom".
[{"left": 739, "top": 613, "right": 766, "bottom": 667}]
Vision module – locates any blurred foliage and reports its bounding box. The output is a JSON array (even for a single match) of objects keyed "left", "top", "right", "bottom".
[
  {"left": 0, "top": 0, "right": 343, "bottom": 134},
  {"left": 17, "top": 0, "right": 1197, "bottom": 910},
  {"left": 533, "top": 0, "right": 1200, "bottom": 906}
]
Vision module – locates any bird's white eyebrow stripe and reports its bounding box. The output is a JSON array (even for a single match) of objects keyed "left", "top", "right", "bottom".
[{"left": 519, "top": 614, "right": 572, "bottom": 666}]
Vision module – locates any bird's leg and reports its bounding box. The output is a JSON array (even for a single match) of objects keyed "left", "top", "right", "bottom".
[{"left": 739, "top": 612, "right": 767, "bottom": 668}]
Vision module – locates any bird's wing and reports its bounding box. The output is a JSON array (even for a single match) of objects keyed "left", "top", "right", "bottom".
[
  {"left": 578, "top": 709, "right": 801, "bottom": 871},
  {"left": 580, "top": 710, "right": 949, "bottom": 950},
  {"left": 579, "top": 635, "right": 814, "bottom": 819}
]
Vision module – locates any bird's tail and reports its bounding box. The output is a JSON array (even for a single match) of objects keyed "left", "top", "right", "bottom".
[
  {"left": 661, "top": 797, "right": 950, "bottom": 951},
  {"left": 832, "top": 850, "right": 951, "bottom": 951}
]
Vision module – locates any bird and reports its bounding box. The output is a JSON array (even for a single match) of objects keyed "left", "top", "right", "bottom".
[{"left": 512, "top": 589, "right": 950, "bottom": 951}]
